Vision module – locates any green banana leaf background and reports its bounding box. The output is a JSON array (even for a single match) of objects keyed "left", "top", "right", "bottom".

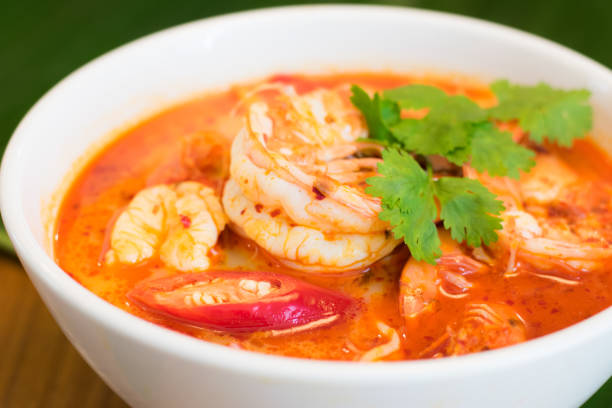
[{"left": 1, "top": 0, "right": 610, "bottom": 406}]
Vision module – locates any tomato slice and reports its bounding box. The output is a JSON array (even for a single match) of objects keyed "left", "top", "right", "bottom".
[{"left": 127, "top": 270, "right": 355, "bottom": 333}]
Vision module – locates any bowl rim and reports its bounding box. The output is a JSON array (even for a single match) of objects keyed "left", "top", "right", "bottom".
[{"left": 2, "top": 4, "right": 612, "bottom": 385}]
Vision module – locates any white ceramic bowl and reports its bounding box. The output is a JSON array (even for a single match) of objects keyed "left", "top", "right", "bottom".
[{"left": 2, "top": 5, "right": 612, "bottom": 408}]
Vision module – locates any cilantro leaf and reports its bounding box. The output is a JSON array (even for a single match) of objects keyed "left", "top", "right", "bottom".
[
  {"left": 350, "top": 85, "right": 400, "bottom": 144},
  {"left": 384, "top": 85, "right": 486, "bottom": 159},
  {"left": 366, "top": 149, "right": 441, "bottom": 264},
  {"left": 469, "top": 122, "right": 535, "bottom": 179},
  {"left": 489, "top": 80, "right": 592, "bottom": 147},
  {"left": 434, "top": 177, "right": 504, "bottom": 248},
  {"left": 367, "top": 148, "right": 504, "bottom": 264},
  {"left": 384, "top": 84, "right": 485, "bottom": 122},
  {"left": 429, "top": 94, "right": 486, "bottom": 122},
  {"left": 390, "top": 118, "right": 472, "bottom": 158},
  {"left": 383, "top": 84, "right": 447, "bottom": 109}
]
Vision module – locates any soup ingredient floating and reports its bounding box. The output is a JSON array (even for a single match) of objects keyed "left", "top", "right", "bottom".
[
  {"left": 127, "top": 270, "right": 355, "bottom": 333},
  {"left": 224, "top": 85, "right": 399, "bottom": 273},
  {"left": 105, "top": 181, "right": 226, "bottom": 271},
  {"left": 399, "top": 230, "right": 489, "bottom": 321},
  {"left": 420, "top": 302, "right": 526, "bottom": 358},
  {"left": 465, "top": 154, "right": 612, "bottom": 278},
  {"left": 351, "top": 81, "right": 593, "bottom": 263}
]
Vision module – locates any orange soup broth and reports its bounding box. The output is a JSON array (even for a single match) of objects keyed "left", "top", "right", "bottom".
[{"left": 55, "top": 73, "right": 612, "bottom": 361}]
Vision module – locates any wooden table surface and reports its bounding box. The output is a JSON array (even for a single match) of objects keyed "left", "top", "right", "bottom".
[{"left": 0, "top": 254, "right": 127, "bottom": 408}]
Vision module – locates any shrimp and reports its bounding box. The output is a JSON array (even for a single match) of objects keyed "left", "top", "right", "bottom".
[
  {"left": 464, "top": 152, "right": 612, "bottom": 276},
  {"left": 105, "top": 181, "right": 226, "bottom": 271},
  {"left": 420, "top": 303, "right": 526, "bottom": 358},
  {"left": 399, "top": 231, "right": 489, "bottom": 321},
  {"left": 222, "top": 179, "right": 399, "bottom": 273},
  {"left": 230, "top": 85, "right": 387, "bottom": 234},
  {"left": 223, "top": 84, "right": 400, "bottom": 272}
]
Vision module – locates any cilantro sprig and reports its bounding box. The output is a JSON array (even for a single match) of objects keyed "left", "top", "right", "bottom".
[
  {"left": 351, "top": 80, "right": 592, "bottom": 264},
  {"left": 488, "top": 80, "right": 592, "bottom": 147},
  {"left": 367, "top": 149, "right": 503, "bottom": 264},
  {"left": 351, "top": 84, "right": 538, "bottom": 177}
]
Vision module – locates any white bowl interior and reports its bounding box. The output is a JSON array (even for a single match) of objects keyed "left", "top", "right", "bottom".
[{"left": 2, "top": 6, "right": 612, "bottom": 408}]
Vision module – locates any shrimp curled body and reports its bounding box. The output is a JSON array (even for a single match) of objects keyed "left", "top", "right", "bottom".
[
  {"left": 223, "top": 179, "right": 398, "bottom": 273},
  {"left": 230, "top": 86, "right": 386, "bottom": 234},
  {"left": 465, "top": 153, "right": 612, "bottom": 277},
  {"left": 224, "top": 85, "right": 400, "bottom": 273},
  {"left": 399, "top": 231, "right": 489, "bottom": 321},
  {"left": 421, "top": 303, "right": 527, "bottom": 358},
  {"left": 105, "top": 181, "right": 226, "bottom": 271}
]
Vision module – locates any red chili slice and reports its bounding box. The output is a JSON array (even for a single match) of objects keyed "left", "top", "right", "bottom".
[{"left": 127, "top": 270, "right": 355, "bottom": 333}]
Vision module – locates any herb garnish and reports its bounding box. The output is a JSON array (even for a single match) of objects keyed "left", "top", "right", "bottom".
[
  {"left": 488, "top": 80, "right": 592, "bottom": 147},
  {"left": 351, "top": 81, "right": 592, "bottom": 264}
]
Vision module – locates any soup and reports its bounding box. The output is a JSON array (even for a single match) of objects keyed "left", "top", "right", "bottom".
[{"left": 54, "top": 72, "right": 612, "bottom": 361}]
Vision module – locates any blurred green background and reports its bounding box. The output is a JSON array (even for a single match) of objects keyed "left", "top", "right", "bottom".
[{"left": 1, "top": 0, "right": 610, "bottom": 406}]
